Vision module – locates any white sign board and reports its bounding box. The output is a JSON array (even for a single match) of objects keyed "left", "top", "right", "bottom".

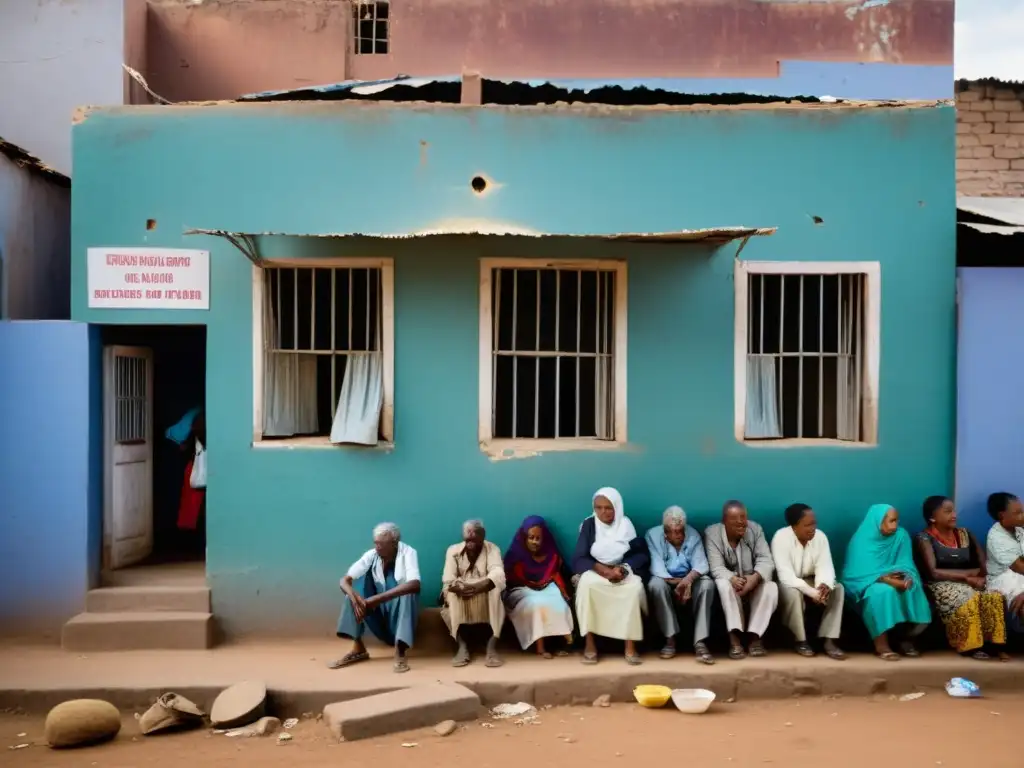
[{"left": 88, "top": 248, "right": 210, "bottom": 310}]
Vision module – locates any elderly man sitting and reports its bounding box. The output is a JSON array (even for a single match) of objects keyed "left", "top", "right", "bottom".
[
  {"left": 645, "top": 506, "right": 717, "bottom": 664},
  {"left": 331, "top": 522, "right": 421, "bottom": 673},
  {"left": 441, "top": 519, "right": 506, "bottom": 668},
  {"left": 704, "top": 500, "right": 779, "bottom": 659}
]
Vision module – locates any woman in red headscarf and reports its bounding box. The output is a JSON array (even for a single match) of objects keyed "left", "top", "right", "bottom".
[{"left": 503, "top": 516, "right": 574, "bottom": 658}]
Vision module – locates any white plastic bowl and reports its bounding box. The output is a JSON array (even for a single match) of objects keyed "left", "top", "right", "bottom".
[{"left": 670, "top": 688, "right": 716, "bottom": 714}]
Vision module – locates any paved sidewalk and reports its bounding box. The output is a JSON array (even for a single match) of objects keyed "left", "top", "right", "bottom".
[{"left": 0, "top": 638, "right": 1019, "bottom": 715}]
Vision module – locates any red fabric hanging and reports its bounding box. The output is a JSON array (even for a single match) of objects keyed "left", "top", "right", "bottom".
[{"left": 177, "top": 459, "right": 204, "bottom": 530}]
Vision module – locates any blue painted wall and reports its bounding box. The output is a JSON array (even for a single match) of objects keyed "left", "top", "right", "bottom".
[
  {"left": 955, "top": 268, "right": 1024, "bottom": 538},
  {"left": 0, "top": 321, "right": 101, "bottom": 637},
  {"left": 70, "top": 103, "right": 955, "bottom": 636}
]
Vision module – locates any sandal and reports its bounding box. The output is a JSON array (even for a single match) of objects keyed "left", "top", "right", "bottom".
[
  {"left": 393, "top": 657, "right": 410, "bottom": 673},
  {"left": 695, "top": 642, "right": 715, "bottom": 665},
  {"left": 794, "top": 642, "right": 815, "bottom": 658},
  {"left": 970, "top": 650, "right": 991, "bottom": 661},
  {"left": 898, "top": 641, "right": 920, "bottom": 658},
  {"left": 878, "top": 651, "right": 900, "bottom": 661},
  {"left": 485, "top": 652, "right": 505, "bottom": 668},
  {"left": 824, "top": 645, "right": 847, "bottom": 661},
  {"left": 624, "top": 653, "right": 643, "bottom": 666},
  {"left": 728, "top": 645, "right": 747, "bottom": 660},
  {"left": 327, "top": 650, "right": 369, "bottom": 669},
  {"left": 581, "top": 652, "right": 599, "bottom": 665},
  {"left": 659, "top": 644, "right": 677, "bottom": 660},
  {"left": 749, "top": 639, "right": 766, "bottom": 658},
  {"left": 451, "top": 646, "right": 471, "bottom": 668}
]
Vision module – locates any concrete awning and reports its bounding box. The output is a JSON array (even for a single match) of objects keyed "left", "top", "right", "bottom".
[
  {"left": 959, "top": 222, "right": 1024, "bottom": 236},
  {"left": 957, "top": 196, "right": 1024, "bottom": 226},
  {"left": 184, "top": 225, "right": 776, "bottom": 264}
]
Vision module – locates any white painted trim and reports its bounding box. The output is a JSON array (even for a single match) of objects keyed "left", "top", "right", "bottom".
[
  {"left": 478, "top": 257, "right": 628, "bottom": 453},
  {"left": 733, "top": 260, "right": 881, "bottom": 446},
  {"left": 251, "top": 257, "right": 395, "bottom": 446}
]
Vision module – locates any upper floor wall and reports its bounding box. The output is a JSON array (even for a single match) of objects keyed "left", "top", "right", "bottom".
[
  {"left": 956, "top": 80, "right": 1024, "bottom": 198},
  {"left": 0, "top": 0, "right": 144, "bottom": 176},
  {"left": 144, "top": 0, "right": 954, "bottom": 102}
]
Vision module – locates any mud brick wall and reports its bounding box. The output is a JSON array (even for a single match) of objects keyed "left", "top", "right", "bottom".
[{"left": 957, "top": 81, "right": 1024, "bottom": 197}]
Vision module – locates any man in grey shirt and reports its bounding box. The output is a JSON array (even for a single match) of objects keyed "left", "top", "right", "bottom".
[{"left": 704, "top": 500, "right": 778, "bottom": 659}]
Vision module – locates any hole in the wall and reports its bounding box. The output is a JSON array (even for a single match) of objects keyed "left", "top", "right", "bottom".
[
  {"left": 146, "top": 219, "right": 157, "bottom": 230},
  {"left": 471, "top": 176, "right": 487, "bottom": 194},
  {"left": 811, "top": 215, "right": 824, "bottom": 225}
]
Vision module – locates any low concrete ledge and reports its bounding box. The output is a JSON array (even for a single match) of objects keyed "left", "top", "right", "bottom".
[{"left": 322, "top": 683, "right": 481, "bottom": 741}]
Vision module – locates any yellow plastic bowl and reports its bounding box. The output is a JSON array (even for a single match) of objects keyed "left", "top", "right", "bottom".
[{"left": 633, "top": 685, "right": 673, "bottom": 708}]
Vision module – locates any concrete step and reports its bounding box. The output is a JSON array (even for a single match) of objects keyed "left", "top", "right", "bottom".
[
  {"left": 62, "top": 612, "right": 215, "bottom": 652},
  {"left": 86, "top": 586, "right": 211, "bottom": 614},
  {"left": 323, "top": 683, "right": 481, "bottom": 741}
]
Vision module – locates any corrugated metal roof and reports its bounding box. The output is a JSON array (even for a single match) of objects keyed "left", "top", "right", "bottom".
[
  {"left": 957, "top": 197, "right": 1024, "bottom": 226},
  {"left": 185, "top": 225, "right": 774, "bottom": 244},
  {"left": 239, "top": 75, "right": 455, "bottom": 101},
  {"left": 0, "top": 137, "right": 69, "bottom": 187},
  {"left": 959, "top": 222, "right": 1024, "bottom": 236}
]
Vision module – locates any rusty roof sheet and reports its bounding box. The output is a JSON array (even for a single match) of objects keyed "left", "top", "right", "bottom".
[
  {"left": 0, "top": 137, "right": 69, "bottom": 187},
  {"left": 185, "top": 225, "right": 776, "bottom": 245}
]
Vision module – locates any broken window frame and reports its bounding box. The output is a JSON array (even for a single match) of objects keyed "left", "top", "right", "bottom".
[
  {"left": 478, "top": 258, "right": 628, "bottom": 455},
  {"left": 251, "top": 258, "right": 395, "bottom": 448},
  {"left": 734, "top": 260, "right": 881, "bottom": 447}
]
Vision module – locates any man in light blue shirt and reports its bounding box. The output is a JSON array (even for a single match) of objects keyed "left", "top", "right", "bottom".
[{"left": 645, "top": 506, "right": 716, "bottom": 664}]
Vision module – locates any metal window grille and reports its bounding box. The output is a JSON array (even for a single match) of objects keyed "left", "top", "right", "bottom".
[
  {"left": 115, "top": 355, "right": 147, "bottom": 444},
  {"left": 491, "top": 267, "right": 616, "bottom": 440},
  {"left": 746, "top": 272, "right": 865, "bottom": 441},
  {"left": 353, "top": 1, "right": 389, "bottom": 55},
  {"left": 263, "top": 266, "right": 382, "bottom": 435}
]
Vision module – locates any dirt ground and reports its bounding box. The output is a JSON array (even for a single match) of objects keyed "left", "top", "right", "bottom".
[{"left": 2, "top": 694, "right": 1015, "bottom": 768}]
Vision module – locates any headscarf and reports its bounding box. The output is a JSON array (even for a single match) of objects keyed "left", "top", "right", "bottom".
[
  {"left": 590, "top": 487, "right": 637, "bottom": 565},
  {"left": 504, "top": 516, "right": 568, "bottom": 598},
  {"left": 841, "top": 503, "right": 919, "bottom": 601}
]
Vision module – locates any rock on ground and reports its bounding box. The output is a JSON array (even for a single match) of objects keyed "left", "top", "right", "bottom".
[
  {"left": 210, "top": 681, "right": 266, "bottom": 729},
  {"left": 44, "top": 699, "right": 121, "bottom": 748}
]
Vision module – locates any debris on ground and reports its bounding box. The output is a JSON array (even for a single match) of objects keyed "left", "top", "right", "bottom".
[
  {"left": 945, "top": 678, "right": 981, "bottom": 698},
  {"left": 8, "top": 744, "right": 29, "bottom": 750},
  {"left": 276, "top": 732, "right": 292, "bottom": 744},
  {"left": 210, "top": 681, "right": 267, "bottom": 729},
  {"left": 44, "top": 699, "right": 121, "bottom": 749},
  {"left": 435, "top": 720, "right": 457, "bottom": 737},
  {"left": 224, "top": 717, "right": 281, "bottom": 738},
  {"left": 138, "top": 693, "right": 206, "bottom": 735},
  {"left": 480, "top": 722, "right": 494, "bottom": 728},
  {"left": 898, "top": 692, "right": 926, "bottom": 702},
  {"left": 491, "top": 703, "right": 536, "bottom": 719},
  {"left": 283, "top": 718, "right": 299, "bottom": 730},
  {"left": 593, "top": 694, "right": 611, "bottom": 708},
  {"left": 401, "top": 742, "right": 419, "bottom": 748}
]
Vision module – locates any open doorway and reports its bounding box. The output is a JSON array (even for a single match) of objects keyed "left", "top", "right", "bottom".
[{"left": 100, "top": 325, "right": 207, "bottom": 573}]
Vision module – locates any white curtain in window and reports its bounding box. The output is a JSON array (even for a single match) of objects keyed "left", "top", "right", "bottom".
[
  {"left": 262, "top": 281, "right": 319, "bottom": 437},
  {"left": 330, "top": 352, "right": 383, "bottom": 445},
  {"left": 745, "top": 354, "right": 782, "bottom": 438},
  {"left": 836, "top": 355, "right": 859, "bottom": 441},
  {"left": 594, "top": 357, "right": 609, "bottom": 440}
]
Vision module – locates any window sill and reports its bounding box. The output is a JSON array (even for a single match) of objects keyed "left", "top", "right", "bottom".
[
  {"left": 740, "top": 437, "right": 877, "bottom": 449},
  {"left": 480, "top": 438, "right": 633, "bottom": 460},
  {"left": 253, "top": 437, "right": 395, "bottom": 452}
]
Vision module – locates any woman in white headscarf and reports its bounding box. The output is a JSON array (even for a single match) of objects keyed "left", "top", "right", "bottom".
[{"left": 571, "top": 487, "right": 650, "bottom": 664}]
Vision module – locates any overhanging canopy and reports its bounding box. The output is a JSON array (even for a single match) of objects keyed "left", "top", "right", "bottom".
[
  {"left": 957, "top": 197, "right": 1024, "bottom": 227},
  {"left": 184, "top": 225, "right": 777, "bottom": 265}
]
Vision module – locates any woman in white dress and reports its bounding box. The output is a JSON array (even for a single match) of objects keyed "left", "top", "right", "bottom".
[
  {"left": 502, "top": 516, "right": 574, "bottom": 658},
  {"left": 571, "top": 487, "right": 650, "bottom": 665}
]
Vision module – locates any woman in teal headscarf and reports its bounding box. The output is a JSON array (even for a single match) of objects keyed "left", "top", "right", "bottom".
[{"left": 842, "top": 504, "right": 932, "bottom": 660}]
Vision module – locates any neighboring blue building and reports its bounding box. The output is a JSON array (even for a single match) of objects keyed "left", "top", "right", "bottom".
[{"left": 64, "top": 94, "right": 956, "bottom": 637}]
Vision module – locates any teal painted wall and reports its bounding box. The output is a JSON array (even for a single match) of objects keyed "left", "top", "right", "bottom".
[{"left": 71, "top": 103, "right": 955, "bottom": 636}]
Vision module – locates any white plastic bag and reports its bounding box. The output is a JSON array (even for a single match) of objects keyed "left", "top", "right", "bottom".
[{"left": 190, "top": 439, "right": 207, "bottom": 489}]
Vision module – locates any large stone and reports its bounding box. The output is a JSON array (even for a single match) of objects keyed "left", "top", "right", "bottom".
[
  {"left": 210, "top": 681, "right": 267, "bottom": 728},
  {"left": 45, "top": 699, "right": 121, "bottom": 748},
  {"left": 323, "top": 683, "right": 479, "bottom": 742}
]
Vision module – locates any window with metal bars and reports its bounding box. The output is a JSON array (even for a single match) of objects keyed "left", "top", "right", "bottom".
[
  {"left": 115, "top": 355, "right": 148, "bottom": 444},
  {"left": 745, "top": 272, "right": 867, "bottom": 441},
  {"left": 488, "top": 266, "right": 617, "bottom": 440},
  {"left": 353, "top": 1, "right": 389, "bottom": 55},
  {"left": 262, "top": 266, "right": 383, "bottom": 439}
]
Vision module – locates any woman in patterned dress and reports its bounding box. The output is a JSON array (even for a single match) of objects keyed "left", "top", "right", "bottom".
[{"left": 913, "top": 496, "right": 1008, "bottom": 660}]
